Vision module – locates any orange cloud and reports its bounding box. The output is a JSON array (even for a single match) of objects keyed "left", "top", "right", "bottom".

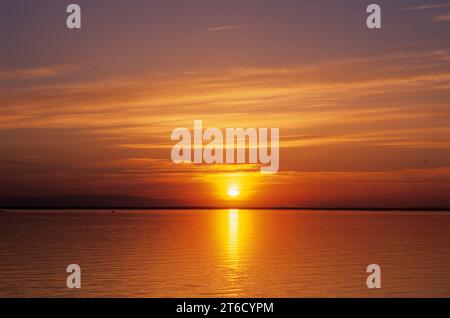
[
  {"left": 0, "top": 65, "right": 80, "bottom": 80},
  {"left": 433, "top": 13, "right": 450, "bottom": 22}
]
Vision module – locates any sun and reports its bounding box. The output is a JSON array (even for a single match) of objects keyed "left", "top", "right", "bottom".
[{"left": 227, "top": 186, "right": 240, "bottom": 198}]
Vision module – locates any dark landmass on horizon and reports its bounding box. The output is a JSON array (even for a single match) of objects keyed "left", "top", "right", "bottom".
[{"left": 0, "top": 195, "right": 448, "bottom": 211}]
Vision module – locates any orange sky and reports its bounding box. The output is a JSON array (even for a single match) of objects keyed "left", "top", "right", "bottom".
[{"left": 1, "top": 1, "right": 450, "bottom": 208}]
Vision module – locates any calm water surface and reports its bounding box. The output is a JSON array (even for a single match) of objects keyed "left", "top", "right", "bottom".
[{"left": 0, "top": 210, "right": 449, "bottom": 297}]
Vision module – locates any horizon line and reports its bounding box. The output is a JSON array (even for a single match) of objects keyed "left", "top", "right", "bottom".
[{"left": 1, "top": 206, "right": 449, "bottom": 212}]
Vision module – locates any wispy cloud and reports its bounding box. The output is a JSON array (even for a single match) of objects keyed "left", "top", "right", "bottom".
[
  {"left": 0, "top": 65, "right": 80, "bottom": 80},
  {"left": 433, "top": 13, "right": 450, "bottom": 21},
  {"left": 205, "top": 24, "right": 268, "bottom": 32},
  {"left": 400, "top": 3, "right": 450, "bottom": 11},
  {"left": 2, "top": 50, "right": 450, "bottom": 131}
]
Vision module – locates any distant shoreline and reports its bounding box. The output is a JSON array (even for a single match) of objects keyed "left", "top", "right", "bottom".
[{"left": 0, "top": 207, "right": 449, "bottom": 212}]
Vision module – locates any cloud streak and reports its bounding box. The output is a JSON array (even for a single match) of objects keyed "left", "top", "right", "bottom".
[
  {"left": 433, "top": 13, "right": 450, "bottom": 22},
  {"left": 205, "top": 24, "right": 268, "bottom": 32},
  {"left": 400, "top": 3, "right": 450, "bottom": 11},
  {"left": 0, "top": 65, "right": 80, "bottom": 81}
]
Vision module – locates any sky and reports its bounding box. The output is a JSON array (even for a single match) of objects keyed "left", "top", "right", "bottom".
[{"left": 1, "top": 0, "right": 450, "bottom": 208}]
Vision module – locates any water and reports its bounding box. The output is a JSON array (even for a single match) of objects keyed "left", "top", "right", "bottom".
[{"left": 0, "top": 210, "right": 449, "bottom": 297}]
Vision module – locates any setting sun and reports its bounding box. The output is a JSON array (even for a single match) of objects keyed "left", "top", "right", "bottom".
[{"left": 227, "top": 186, "right": 240, "bottom": 198}]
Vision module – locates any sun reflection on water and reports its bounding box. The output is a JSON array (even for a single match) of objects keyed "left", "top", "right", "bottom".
[
  {"left": 228, "top": 209, "right": 239, "bottom": 255},
  {"left": 214, "top": 209, "right": 255, "bottom": 296}
]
